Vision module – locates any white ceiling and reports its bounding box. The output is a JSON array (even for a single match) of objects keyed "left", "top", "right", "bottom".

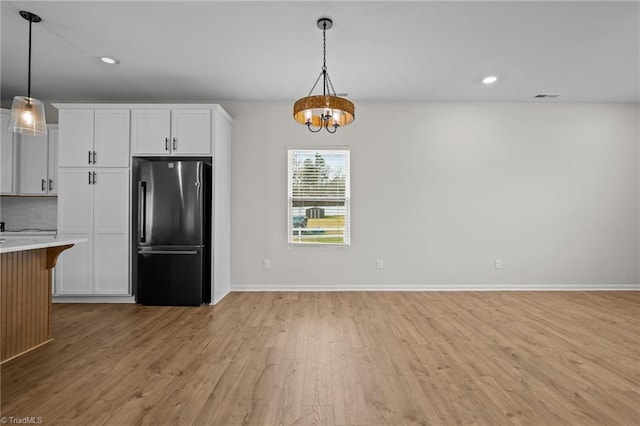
[{"left": 1, "top": 1, "right": 639, "bottom": 103}]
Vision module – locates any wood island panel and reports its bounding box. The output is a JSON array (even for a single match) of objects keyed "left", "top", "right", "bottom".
[{"left": 1, "top": 249, "right": 53, "bottom": 363}]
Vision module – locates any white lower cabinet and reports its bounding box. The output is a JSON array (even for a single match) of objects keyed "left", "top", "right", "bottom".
[{"left": 56, "top": 168, "right": 130, "bottom": 295}]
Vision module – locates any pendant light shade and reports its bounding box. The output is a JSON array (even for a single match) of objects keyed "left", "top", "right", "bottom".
[
  {"left": 9, "top": 96, "right": 47, "bottom": 136},
  {"left": 9, "top": 11, "right": 47, "bottom": 136},
  {"left": 293, "top": 18, "right": 354, "bottom": 133}
]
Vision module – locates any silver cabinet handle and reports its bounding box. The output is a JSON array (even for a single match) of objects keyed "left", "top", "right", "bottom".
[
  {"left": 88, "top": 151, "right": 92, "bottom": 164},
  {"left": 93, "top": 151, "right": 97, "bottom": 164},
  {"left": 41, "top": 179, "right": 46, "bottom": 191},
  {"left": 93, "top": 171, "right": 97, "bottom": 184},
  {"left": 173, "top": 137, "right": 177, "bottom": 151},
  {"left": 88, "top": 171, "right": 92, "bottom": 185},
  {"left": 165, "top": 137, "right": 170, "bottom": 151},
  {"left": 48, "top": 179, "right": 53, "bottom": 191}
]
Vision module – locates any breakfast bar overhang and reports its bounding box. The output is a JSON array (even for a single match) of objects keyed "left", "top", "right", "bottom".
[{"left": 0, "top": 237, "right": 85, "bottom": 363}]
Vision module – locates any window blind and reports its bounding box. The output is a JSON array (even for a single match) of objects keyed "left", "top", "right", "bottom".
[{"left": 288, "top": 149, "right": 350, "bottom": 245}]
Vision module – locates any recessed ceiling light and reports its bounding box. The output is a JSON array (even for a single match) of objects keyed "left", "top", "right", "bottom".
[
  {"left": 100, "top": 56, "right": 120, "bottom": 65},
  {"left": 482, "top": 75, "right": 498, "bottom": 85}
]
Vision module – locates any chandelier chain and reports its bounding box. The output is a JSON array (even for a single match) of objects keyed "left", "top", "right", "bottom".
[
  {"left": 322, "top": 21, "right": 327, "bottom": 71},
  {"left": 325, "top": 71, "right": 337, "bottom": 97},
  {"left": 322, "top": 22, "right": 327, "bottom": 95},
  {"left": 306, "top": 71, "right": 323, "bottom": 96}
]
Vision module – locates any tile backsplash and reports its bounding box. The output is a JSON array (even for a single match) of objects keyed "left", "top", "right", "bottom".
[{"left": 0, "top": 197, "right": 57, "bottom": 231}]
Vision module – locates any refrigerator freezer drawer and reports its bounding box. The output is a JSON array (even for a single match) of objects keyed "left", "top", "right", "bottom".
[{"left": 136, "top": 250, "right": 206, "bottom": 306}]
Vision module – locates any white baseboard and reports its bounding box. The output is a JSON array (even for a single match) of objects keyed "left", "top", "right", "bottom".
[
  {"left": 211, "top": 289, "right": 230, "bottom": 305},
  {"left": 53, "top": 296, "right": 136, "bottom": 303},
  {"left": 231, "top": 283, "right": 640, "bottom": 292},
  {"left": 50, "top": 284, "right": 639, "bottom": 304}
]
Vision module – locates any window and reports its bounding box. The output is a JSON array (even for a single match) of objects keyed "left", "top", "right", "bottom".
[{"left": 288, "top": 149, "right": 350, "bottom": 245}]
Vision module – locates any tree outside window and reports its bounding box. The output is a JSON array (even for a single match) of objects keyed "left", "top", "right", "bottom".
[{"left": 288, "top": 149, "right": 350, "bottom": 245}]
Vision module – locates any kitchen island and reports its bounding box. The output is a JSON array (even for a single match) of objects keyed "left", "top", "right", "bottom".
[{"left": 0, "top": 237, "right": 85, "bottom": 363}]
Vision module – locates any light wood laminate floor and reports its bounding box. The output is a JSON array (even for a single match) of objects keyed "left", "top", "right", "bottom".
[{"left": 1, "top": 291, "right": 639, "bottom": 425}]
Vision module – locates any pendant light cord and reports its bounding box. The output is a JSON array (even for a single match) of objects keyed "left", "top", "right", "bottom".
[{"left": 27, "top": 15, "right": 32, "bottom": 99}]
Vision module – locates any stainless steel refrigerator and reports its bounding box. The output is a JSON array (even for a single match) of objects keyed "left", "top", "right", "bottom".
[{"left": 133, "top": 158, "right": 212, "bottom": 306}]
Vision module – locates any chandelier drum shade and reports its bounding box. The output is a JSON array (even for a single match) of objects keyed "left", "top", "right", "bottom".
[
  {"left": 293, "top": 18, "right": 354, "bottom": 133},
  {"left": 9, "top": 11, "right": 47, "bottom": 136}
]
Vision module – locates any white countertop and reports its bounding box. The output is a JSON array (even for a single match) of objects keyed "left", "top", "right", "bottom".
[{"left": 0, "top": 236, "right": 87, "bottom": 254}]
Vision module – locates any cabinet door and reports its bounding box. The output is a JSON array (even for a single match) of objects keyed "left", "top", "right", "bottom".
[
  {"left": 55, "top": 233, "right": 93, "bottom": 295},
  {"left": 18, "top": 134, "right": 48, "bottom": 195},
  {"left": 94, "top": 110, "right": 130, "bottom": 167},
  {"left": 58, "top": 110, "right": 94, "bottom": 167},
  {"left": 171, "top": 109, "right": 211, "bottom": 155},
  {"left": 57, "top": 168, "right": 92, "bottom": 234},
  {"left": 47, "top": 126, "right": 58, "bottom": 194},
  {"left": 56, "top": 168, "right": 94, "bottom": 295},
  {"left": 93, "top": 169, "right": 130, "bottom": 295},
  {"left": 0, "top": 110, "right": 14, "bottom": 194},
  {"left": 131, "top": 109, "right": 171, "bottom": 155}
]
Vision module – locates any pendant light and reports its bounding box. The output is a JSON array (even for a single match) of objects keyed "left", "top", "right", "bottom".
[
  {"left": 293, "top": 18, "right": 354, "bottom": 134},
  {"left": 9, "top": 11, "right": 47, "bottom": 136}
]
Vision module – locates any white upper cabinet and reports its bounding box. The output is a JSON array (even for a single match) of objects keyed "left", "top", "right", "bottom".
[
  {"left": 94, "top": 110, "right": 131, "bottom": 166},
  {"left": 131, "top": 110, "right": 171, "bottom": 155},
  {"left": 132, "top": 108, "right": 211, "bottom": 156},
  {"left": 58, "top": 110, "right": 92, "bottom": 166},
  {"left": 171, "top": 109, "right": 212, "bottom": 155},
  {"left": 47, "top": 127, "right": 58, "bottom": 195},
  {"left": 58, "top": 109, "right": 130, "bottom": 167},
  {"left": 17, "top": 125, "right": 58, "bottom": 195},
  {"left": 18, "top": 134, "right": 48, "bottom": 194},
  {"left": 1, "top": 109, "right": 15, "bottom": 194}
]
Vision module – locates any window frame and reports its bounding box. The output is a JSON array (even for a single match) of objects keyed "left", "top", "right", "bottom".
[{"left": 287, "top": 147, "right": 351, "bottom": 246}]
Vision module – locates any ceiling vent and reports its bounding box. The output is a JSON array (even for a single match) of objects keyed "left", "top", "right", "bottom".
[{"left": 533, "top": 94, "right": 559, "bottom": 99}]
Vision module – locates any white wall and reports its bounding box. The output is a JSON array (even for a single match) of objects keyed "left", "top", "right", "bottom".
[{"left": 224, "top": 101, "right": 639, "bottom": 290}]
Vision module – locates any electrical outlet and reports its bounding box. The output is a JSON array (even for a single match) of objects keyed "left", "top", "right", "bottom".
[
  {"left": 376, "top": 259, "right": 383, "bottom": 270},
  {"left": 495, "top": 259, "right": 502, "bottom": 270},
  {"left": 263, "top": 259, "right": 271, "bottom": 270}
]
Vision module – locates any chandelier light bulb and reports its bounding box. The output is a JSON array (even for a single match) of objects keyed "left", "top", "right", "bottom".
[{"left": 22, "top": 109, "right": 34, "bottom": 125}]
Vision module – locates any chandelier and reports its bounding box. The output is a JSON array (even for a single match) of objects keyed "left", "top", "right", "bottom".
[{"left": 293, "top": 18, "right": 354, "bottom": 133}]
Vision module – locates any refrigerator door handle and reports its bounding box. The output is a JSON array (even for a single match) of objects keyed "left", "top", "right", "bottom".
[
  {"left": 138, "top": 250, "right": 199, "bottom": 255},
  {"left": 139, "top": 181, "right": 147, "bottom": 243},
  {"left": 195, "top": 162, "right": 201, "bottom": 189}
]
